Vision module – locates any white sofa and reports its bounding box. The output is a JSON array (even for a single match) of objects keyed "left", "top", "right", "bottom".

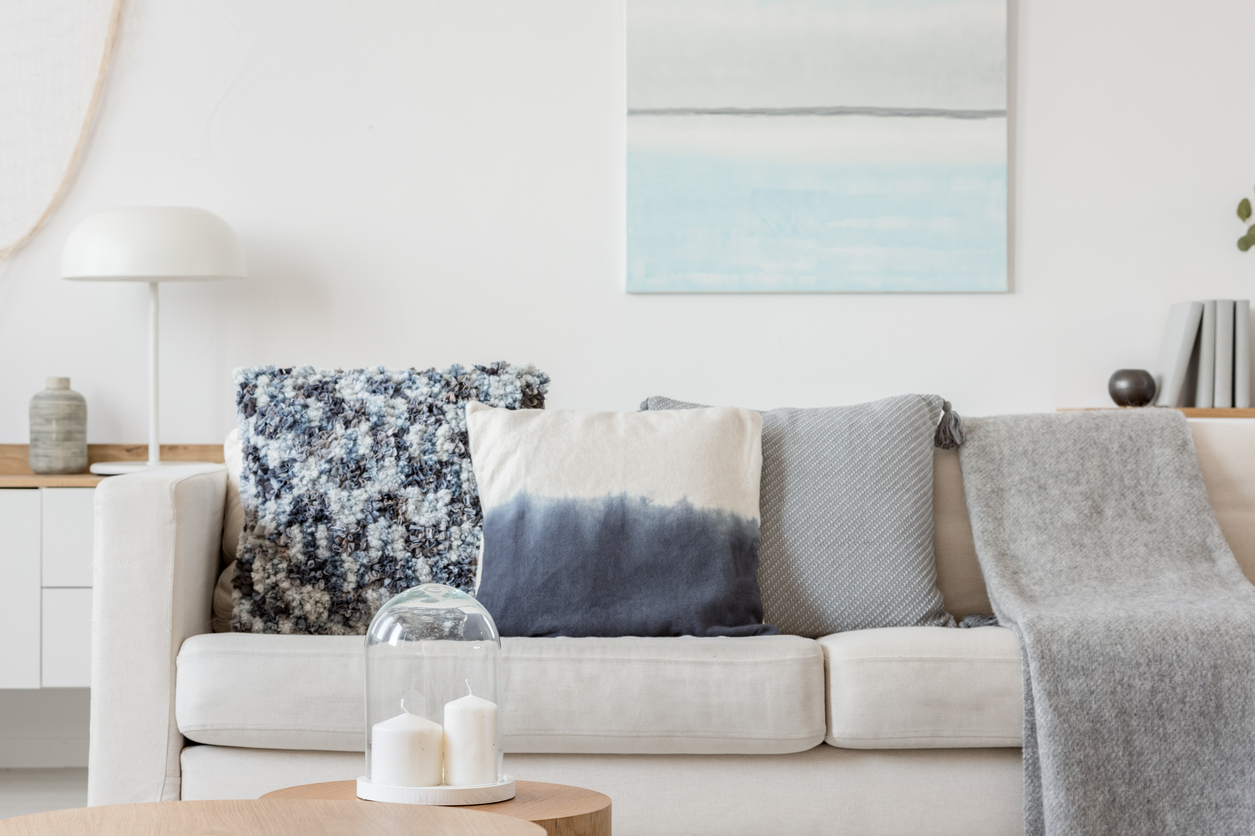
[{"left": 88, "top": 419, "right": 1255, "bottom": 835}]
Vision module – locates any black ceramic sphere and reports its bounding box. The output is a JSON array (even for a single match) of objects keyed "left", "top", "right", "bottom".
[{"left": 1108, "top": 369, "right": 1157, "bottom": 407}]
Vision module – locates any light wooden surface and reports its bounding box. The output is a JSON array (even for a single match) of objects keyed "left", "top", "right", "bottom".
[
  {"left": 0, "top": 799, "right": 546, "bottom": 836},
  {"left": 0, "top": 443, "right": 225, "bottom": 487},
  {"left": 1059, "top": 407, "right": 1255, "bottom": 418},
  {"left": 0, "top": 474, "right": 104, "bottom": 488},
  {"left": 262, "top": 780, "right": 612, "bottom": 836}
]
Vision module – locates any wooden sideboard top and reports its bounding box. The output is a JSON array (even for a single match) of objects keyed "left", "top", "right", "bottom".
[
  {"left": 1059, "top": 407, "right": 1255, "bottom": 418},
  {"left": 4, "top": 409, "right": 1249, "bottom": 486},
  {"left": 0, "top": 444, "right": 225, "bottom": 487}
]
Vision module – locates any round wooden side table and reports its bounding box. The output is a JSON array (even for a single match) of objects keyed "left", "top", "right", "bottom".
[
  {"left": 262, "top": 779, "right": 612, "bottom": 836},
  {"left": 0, "top": 799, "right": 544, "bottom": 836}
]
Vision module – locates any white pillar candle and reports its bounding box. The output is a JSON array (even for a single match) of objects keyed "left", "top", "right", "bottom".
[
  {"left": 442, "top": 688, "right": 499, "bottom": 786},
  {"left": 371, "top": 709, "right": 443, "bottom": 787}
]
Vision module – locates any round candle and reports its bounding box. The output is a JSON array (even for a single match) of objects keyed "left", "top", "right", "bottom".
[
  {"left": 371, "top": 710, "right": 443, "bottom": 787},
  {"left": 442, "top": 691, "right": 499, "bottom": 786}
]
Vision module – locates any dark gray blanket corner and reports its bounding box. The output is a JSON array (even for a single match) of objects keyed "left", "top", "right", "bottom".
[{"left": 958, "top": 409, "right": 1255, "bottom": 836}]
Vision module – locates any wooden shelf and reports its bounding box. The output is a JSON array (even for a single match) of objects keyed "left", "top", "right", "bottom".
[
  {"left": 0, "top": 473, "right": 105, "bottom": 488},
  {"left": 0, "top": 444, "right": 225, "bottom": 488},
  {"left": 1059, "top": 408, "right": 1255, "bottom": 418}
]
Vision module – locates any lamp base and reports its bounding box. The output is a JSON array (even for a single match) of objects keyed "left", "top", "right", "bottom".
[
  {"left": 90, "top": 460, "right": 221, "bottom": 475},
  {"left": 355, "top": 775, "right": 516, "bottom": 806}
]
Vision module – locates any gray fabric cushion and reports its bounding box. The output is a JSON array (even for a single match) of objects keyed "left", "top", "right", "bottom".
[{"left": 642, "top": 395, "right": 955, "bottom": 637}]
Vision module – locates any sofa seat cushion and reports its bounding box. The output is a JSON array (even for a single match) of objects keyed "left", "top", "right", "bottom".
[
  {"left": 176, "top": 633, "right": 826, "bottom": 755},
  {"left": 820, "top": 626, "right": 1022, "bottom": 749}
]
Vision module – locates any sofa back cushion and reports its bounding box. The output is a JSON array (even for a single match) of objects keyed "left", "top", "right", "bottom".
[
  {"left": 219, "top": 413, "right": 1255, "bottom": 630},
  {"left": 223, "top": 428, "right": 245, "bottom": 562},
  {"left": 932, "top": 448, "right": 990, "bottom": 618},
  {"left": 1188, "top": 419, "right": 1255, "bottom": 586}
]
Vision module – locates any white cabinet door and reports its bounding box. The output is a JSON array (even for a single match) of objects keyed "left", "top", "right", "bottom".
[
  {"left": 0, "top": 490, "right": 42, "bottom": 689},
  {"left": 41, "top": 588, "right": 92, "bottom": 688},
  {"left": 41, "top": 488, "right": 95, "bottom": 588}
]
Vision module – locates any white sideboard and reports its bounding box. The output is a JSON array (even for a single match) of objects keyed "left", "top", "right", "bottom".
[
  {"left": 0, "top": 488, "right": 95, "bottom": 689},
  {"left": 0, "top": 444, "right": 223, "bottom": 767}
]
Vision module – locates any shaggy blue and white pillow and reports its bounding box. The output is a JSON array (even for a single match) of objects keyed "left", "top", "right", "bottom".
[{"left": 232, "top": 363, "right": 549, "bottom": 635}]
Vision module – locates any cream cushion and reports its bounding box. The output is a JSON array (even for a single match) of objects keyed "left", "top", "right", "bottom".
[
  {"left": 176, "top": 633, "right": 826, "bottom": 755},
  {"left": 932, "top": 448, "right": 989, "bottom": 618},
  {"left": 222, "top": 429, "right": 245, "bottom": 561},
  {"left": 209, "top": 430, "right": 246, "bottom": 633},
  {"left": 821, "top": 626, "right": 1022, "bottom": 748},
  {"left": 1188, "top": 419, "right": 1255, "bottom": 583}
]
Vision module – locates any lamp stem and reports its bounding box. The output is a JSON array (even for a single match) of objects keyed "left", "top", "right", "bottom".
[{"left": 148, "top": 281, "right": 160, "bottom": 466}]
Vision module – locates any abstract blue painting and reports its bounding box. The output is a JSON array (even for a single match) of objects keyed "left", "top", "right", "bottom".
[{"left": 626, "top": 0, "right": 1008, "bottom": 293}]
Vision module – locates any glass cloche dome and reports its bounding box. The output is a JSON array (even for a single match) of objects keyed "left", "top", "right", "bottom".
[{"left": 356, "top": 583, "right": 514, "bottom": 805}]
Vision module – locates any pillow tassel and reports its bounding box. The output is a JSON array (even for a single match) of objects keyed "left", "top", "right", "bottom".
[{"left": 934, "top": 400, "right": 966, "bottom": 449}]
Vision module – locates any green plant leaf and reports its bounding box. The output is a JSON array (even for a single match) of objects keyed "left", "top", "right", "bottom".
[
  {"left": 1240, "top": 198, "right": 1253, "bottom": 222},
  {"left": 1241, "top": 234, "right": 1254, "bottom": 252}
]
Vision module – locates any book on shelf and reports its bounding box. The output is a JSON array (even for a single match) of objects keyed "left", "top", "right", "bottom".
[
  {"left": 1155, "top": 302, "right": 1203, "bottom": 407},
  {"left": 1194, "top": 301, "right": 1216, "bottom": 408},
  {"left": 1155, "top": 299, "right": 1251, "bottom": 409},
  {"left": 1215, "top": 300, "right": 1235, "bottom": 408},
  {"left": 1237, "top": 300, "right": 1251, "bottom": 408}
]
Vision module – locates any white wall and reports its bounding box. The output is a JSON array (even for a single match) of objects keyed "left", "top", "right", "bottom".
[{"left": 2, "top": 0, "right": 1254, "bottom": 444}]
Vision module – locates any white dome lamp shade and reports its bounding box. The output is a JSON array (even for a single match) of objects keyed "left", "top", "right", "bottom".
[{"left": 61, "top": 207, "right": 247, "bottom": 475}]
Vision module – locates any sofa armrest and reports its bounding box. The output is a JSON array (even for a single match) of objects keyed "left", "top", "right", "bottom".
[{"left": 88, "top": 465, "right": 227, "bottom": 806}]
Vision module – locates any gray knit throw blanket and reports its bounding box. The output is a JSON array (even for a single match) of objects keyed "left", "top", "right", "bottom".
[{"left": 958, "top": 410, "right": 1255, "bottom": 836}]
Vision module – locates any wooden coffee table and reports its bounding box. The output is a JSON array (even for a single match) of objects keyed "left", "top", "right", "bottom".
[
  {"left": 262, "top": 780, "right": 611, "bottom": 836},
  {"left": 0, "top": 799, "right": 544, "bottom": 835}
]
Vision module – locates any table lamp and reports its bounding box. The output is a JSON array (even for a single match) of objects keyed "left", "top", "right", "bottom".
[{"left": 61, "top": 207, "right": 247, "bottom": 475}]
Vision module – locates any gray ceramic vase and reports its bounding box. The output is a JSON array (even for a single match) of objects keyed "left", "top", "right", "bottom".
[{"left": 30, "top": 377, "right": 88, "bottom": 474}]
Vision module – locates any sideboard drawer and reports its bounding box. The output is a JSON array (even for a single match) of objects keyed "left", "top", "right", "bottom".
[
  {"left": 0, "top": 490, "right": 41, "bottom": 689},
  {"left": 41, "top": 487, "right": 95, "bottom": 588},
  {"left": 42, "top": 588, "right": 93, "bottom": 688}
]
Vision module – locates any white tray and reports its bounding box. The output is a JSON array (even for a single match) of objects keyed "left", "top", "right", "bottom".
[{"left": 356, "top": 775, "right": 516, "bottom": 806}]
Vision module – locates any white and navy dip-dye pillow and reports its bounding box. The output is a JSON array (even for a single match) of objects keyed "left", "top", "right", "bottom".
[
  {"left": 232, "top": 363, "right": 548, "bottom": 635},
  {"left": 466, "top": 403, "right": 776, "bottom": 637}
]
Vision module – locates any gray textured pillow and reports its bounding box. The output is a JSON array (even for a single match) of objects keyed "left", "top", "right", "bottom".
[{"left": 641, "top": 394, "right": 957, "bottom": 637}]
